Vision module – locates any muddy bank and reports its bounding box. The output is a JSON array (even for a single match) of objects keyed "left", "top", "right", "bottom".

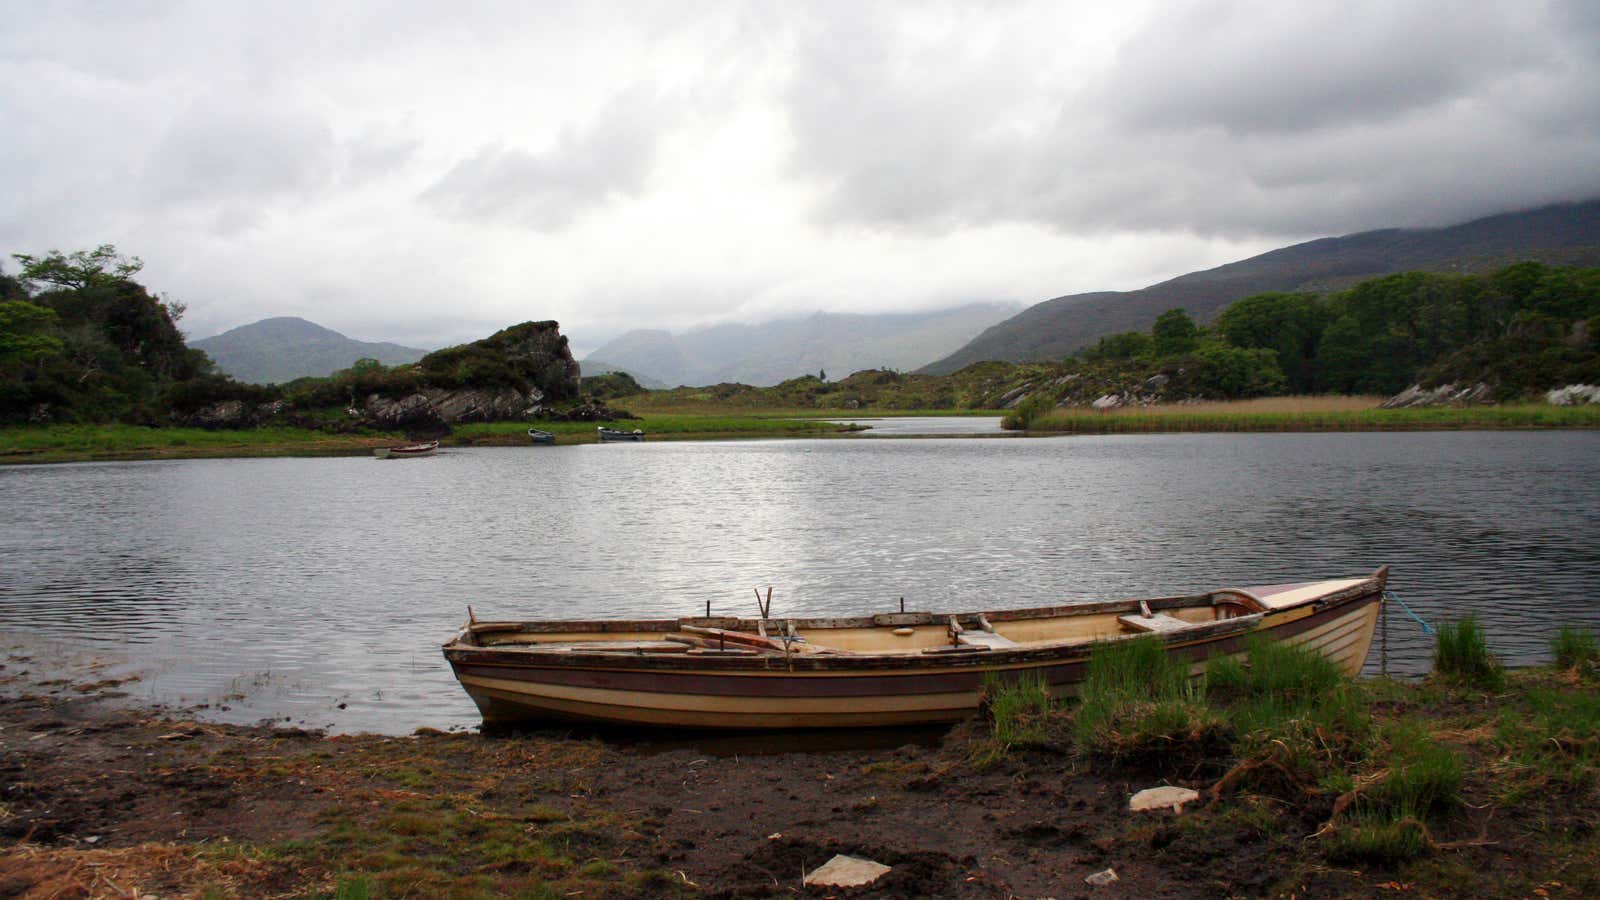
[{"left": 1, "top": 669, "right": 1595, "bottom": 898}]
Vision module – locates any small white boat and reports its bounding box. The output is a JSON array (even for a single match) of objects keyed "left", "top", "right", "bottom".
[
  {"left": 528, "top": 429, "right": 556, "bottom": 445},
  {"left": 597, "top": 427, "right": 645, "bottom": 443},
  {"left": 374, "top": 440, "right": 439, "bottom": 459}
]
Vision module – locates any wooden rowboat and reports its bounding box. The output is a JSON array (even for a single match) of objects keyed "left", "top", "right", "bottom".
[
  {"left": 442, "top": 566, "right": 1388, "bottom": 730},
  {"left": 596, "top": 426, "right": 645, "bottom": 442},
  {"left": 373, "top": 440, "right": 438, "bottom": 459}
]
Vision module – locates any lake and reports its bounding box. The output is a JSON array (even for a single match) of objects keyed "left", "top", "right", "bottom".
[{"left": 2, "top": 429, "right": 1596, "bottom": 734}]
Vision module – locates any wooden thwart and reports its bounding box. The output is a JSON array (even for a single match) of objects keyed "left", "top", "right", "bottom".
[
  {"left": 1118, "top": 613, "right": 1193, "bottom": 633},
  {"left": 957, "top": 631, "right": 1020, "bottom": 649}
]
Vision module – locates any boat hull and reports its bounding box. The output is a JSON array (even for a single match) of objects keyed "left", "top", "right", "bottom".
[{"left": 444, "top": 573, "right": 1386, "bottom": 730}]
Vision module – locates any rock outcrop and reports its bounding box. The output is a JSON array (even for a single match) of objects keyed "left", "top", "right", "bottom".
[
  {"left": 1380, "top": 383, "right": 1492, "bottom": 408},
  {"left": 1546, "top": 384, "right": 1600, "bottom": 405},
  {"left": 358, "top": 387, "right": 543, "bottom": 430}
]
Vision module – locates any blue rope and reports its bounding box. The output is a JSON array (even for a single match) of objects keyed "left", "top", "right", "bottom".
[{"left": 1384, "top": 590, "right": 1433, "bottom": 635}]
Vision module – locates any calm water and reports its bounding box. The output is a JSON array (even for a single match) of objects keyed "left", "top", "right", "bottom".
[{"left": 2, "top": 430, "right": 1597, "bottom": 734}]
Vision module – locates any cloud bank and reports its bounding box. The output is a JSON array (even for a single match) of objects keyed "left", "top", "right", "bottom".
[{"left": 2, "top": 0, "right": 1596, "bottom": 351}]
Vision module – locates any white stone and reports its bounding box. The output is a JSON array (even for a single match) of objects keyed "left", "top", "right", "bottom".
[
  {"left": 1546, "top": 384, "right": 1600, "bottom": 406},
  {"left": 1129, "top": 785, "right": 1201, "bottom": 813},
  {"left": 1092, "top": 394, "right": 1120, "bottom": 410},
  {"left": 1084, "top": 867, "right": 1119, "bottom": 886},
  {"left": 803, "top": 854, "right": 892, "bottom": 888}
]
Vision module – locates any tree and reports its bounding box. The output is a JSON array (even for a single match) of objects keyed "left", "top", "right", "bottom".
[
  {"left": 1081, "top": 331, "right": 1151, "bottom": 361},
  {"left": 13, "top": 244, "right": 144, "bottom": 292},
  {"left": 0, "top": 300, "right": 64, "bottom": 365},
  {"left": 1214, "top": 292, "right": 1328, "bottom": 392},
  {"left": 1151, "top": 308, "right": 1200, "bottom": 357}
]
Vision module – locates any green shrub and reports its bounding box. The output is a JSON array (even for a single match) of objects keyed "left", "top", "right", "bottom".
[
  {"left": 1432, "top": 616, "right": 1504, "bottom": 690},
  {"left": 1552, "top": 627, "right": 1599, "bottom": 670}
]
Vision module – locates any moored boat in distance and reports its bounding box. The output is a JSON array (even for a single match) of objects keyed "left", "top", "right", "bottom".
[
  {"left": 443, "top": 566, "right": 1389, "bottom": 730},
  {"left": 597, "top": 426, "right": 645, "bottom": 442},
  {"left": 528, "top": 428, "right": 556, "bottom": 444},
  {"left": 374, "top": 439, "right": 439, "bottom": 459}
]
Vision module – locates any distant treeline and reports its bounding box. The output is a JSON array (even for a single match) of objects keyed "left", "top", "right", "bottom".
[{"left": 1080, "top": 261, "right": 1599, "bottom": 399}]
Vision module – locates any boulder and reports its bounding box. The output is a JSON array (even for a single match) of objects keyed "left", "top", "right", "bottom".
[
  {"left": 998, "top": 384, "right": 1034, "bottom": 408},
  {"left": 1546, "top": 384, "right": 1600, "bottom": 406},
  {"left": 1381, "top": 383, "right": 1491, "bottom": 408},
  {"left": 1091, "top": 394, "right": 1121, "bottom": 410}
]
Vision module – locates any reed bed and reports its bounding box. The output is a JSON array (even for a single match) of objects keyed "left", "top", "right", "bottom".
[
  {"left": 1027, "top": 398, "right": 1600, "bottom": 433},
  {"left": 0, "top": 423, "right": 381, "bottom": 460}
]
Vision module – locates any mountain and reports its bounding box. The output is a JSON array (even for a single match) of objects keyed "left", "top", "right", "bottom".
[
  {"left": 922, "top": 199, "right": 1600, "bottom": 373},
  {"left": 583, "top": 303, "right": 1022, "bottom": 387},
  {"left": 190, "top": 317, "right": 430, "bottom": 384}
]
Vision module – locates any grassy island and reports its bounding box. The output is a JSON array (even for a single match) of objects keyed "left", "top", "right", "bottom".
[{"left": 2, "top": 625, "right": 1596, "bottom": 898}]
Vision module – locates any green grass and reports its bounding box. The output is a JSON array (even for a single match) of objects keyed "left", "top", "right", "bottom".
[
  {"left": 1025, "top": 403, "right": 1600, "bottom": 434},
  {"left": 1073, "top": 635, "right": 1222, "bottom": 761},
  {"left": 1552, "top": 627, "right": 1599, "bottom": 670},
  {"left": 1432, "top": 616, "right": 1505, "bottom": 690},
  {"left": 974, "top": 670, "right": 1056, "bottom": 765},
  {"left": 0, "top": 423, "right": 389, "bottom": 459}
]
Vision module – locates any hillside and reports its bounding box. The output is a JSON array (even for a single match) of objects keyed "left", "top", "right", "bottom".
[
  {"left": 922, "top": 199, "right": 1600, "bottom": 373},
  {"left": 584, "top": 303, "right": 1021, "bottom": 387},
  {"left": 190, "top": 317, "right": 429, "bottom": 384}
]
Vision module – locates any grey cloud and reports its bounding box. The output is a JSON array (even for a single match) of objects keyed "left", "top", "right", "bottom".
[
  {"left": 1101, "top": 1, "right": 1549, "bottom": 136},
  {"left": 141, "top": 99, "right": 338, "bottom": 232},
  {"left": 786, "top": 1, "right": 1600, "bottom": 239},
  {"left": 420, "top": 87, "right": 673, "bottom": 229}
]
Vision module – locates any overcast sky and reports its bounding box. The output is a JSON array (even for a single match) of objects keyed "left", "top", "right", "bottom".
[{"left": 4, "top": 1, "right": 1598, "bottom": 354}]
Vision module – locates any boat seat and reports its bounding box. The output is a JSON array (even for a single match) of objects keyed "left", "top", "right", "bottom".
[
  {"left": 1117, "top": 613, "right": 1193, "bottom": 634},
  {"left": 956, "top": 631, "right": 1020, "bottom": 649}
]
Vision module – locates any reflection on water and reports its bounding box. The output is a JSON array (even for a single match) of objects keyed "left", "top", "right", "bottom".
[{"left": 2, "top": 430, "right": 1597, "bottom": 734}]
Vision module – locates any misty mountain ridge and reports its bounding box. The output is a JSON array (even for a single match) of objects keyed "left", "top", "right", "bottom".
[
  {"left": 582, "top": 303, "right": 1023, "bottom": 387},
  {"left": 190, "top": 316, "right": 430, "bottom": 385},
  {"left": 923, "top": 198, "right": 1600, "bottom": 373}
]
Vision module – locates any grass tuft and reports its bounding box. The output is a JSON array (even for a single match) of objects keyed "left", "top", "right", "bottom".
[
  {"left": 1074, "top": 636, "right": 1224, "bottom": 762},
  {"left": 1552, "top": 627, "right": 1599, "bottom": 671},
  {"left": 973, "top": 670, "right": 1056, "bottom": 766},
  {"left": 1433, "top": 616, "right": 1505, "bottom": 690}
]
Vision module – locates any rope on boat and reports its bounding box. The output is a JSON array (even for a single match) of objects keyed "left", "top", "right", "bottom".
[{"left": 1384, "top": 589, "right": 1434, "bottom": 635}]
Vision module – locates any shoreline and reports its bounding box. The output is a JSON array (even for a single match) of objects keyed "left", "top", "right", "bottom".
[
  {"left": 4, "top": 405, "right": 1597, "bottom": 465},
  {"left": 1, "top": 660, "right": 1595, "bottom": 897}
]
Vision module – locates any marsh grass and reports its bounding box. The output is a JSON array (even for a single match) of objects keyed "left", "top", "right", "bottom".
[
  {"left": 1073, "top": 636, "right": 1223, "bottom": 762},
  {"left": 1206, "top": 640, "right": 1374, "bottom": 796},
  {"left": 1551, "top": 627, "right": 1599, "bottom": 671},
  {"left": 0, "top": 423, "right": 384, "bottom": 457},
  {"left": 973, "top": 670, "right": 1056, "bottom": 766},
  {"left": 1433, "top": 616, "right": 1505, "bottom": 690},
  {"left": 1026, "top": 398, "right": 1600, "bottom": 433}
]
